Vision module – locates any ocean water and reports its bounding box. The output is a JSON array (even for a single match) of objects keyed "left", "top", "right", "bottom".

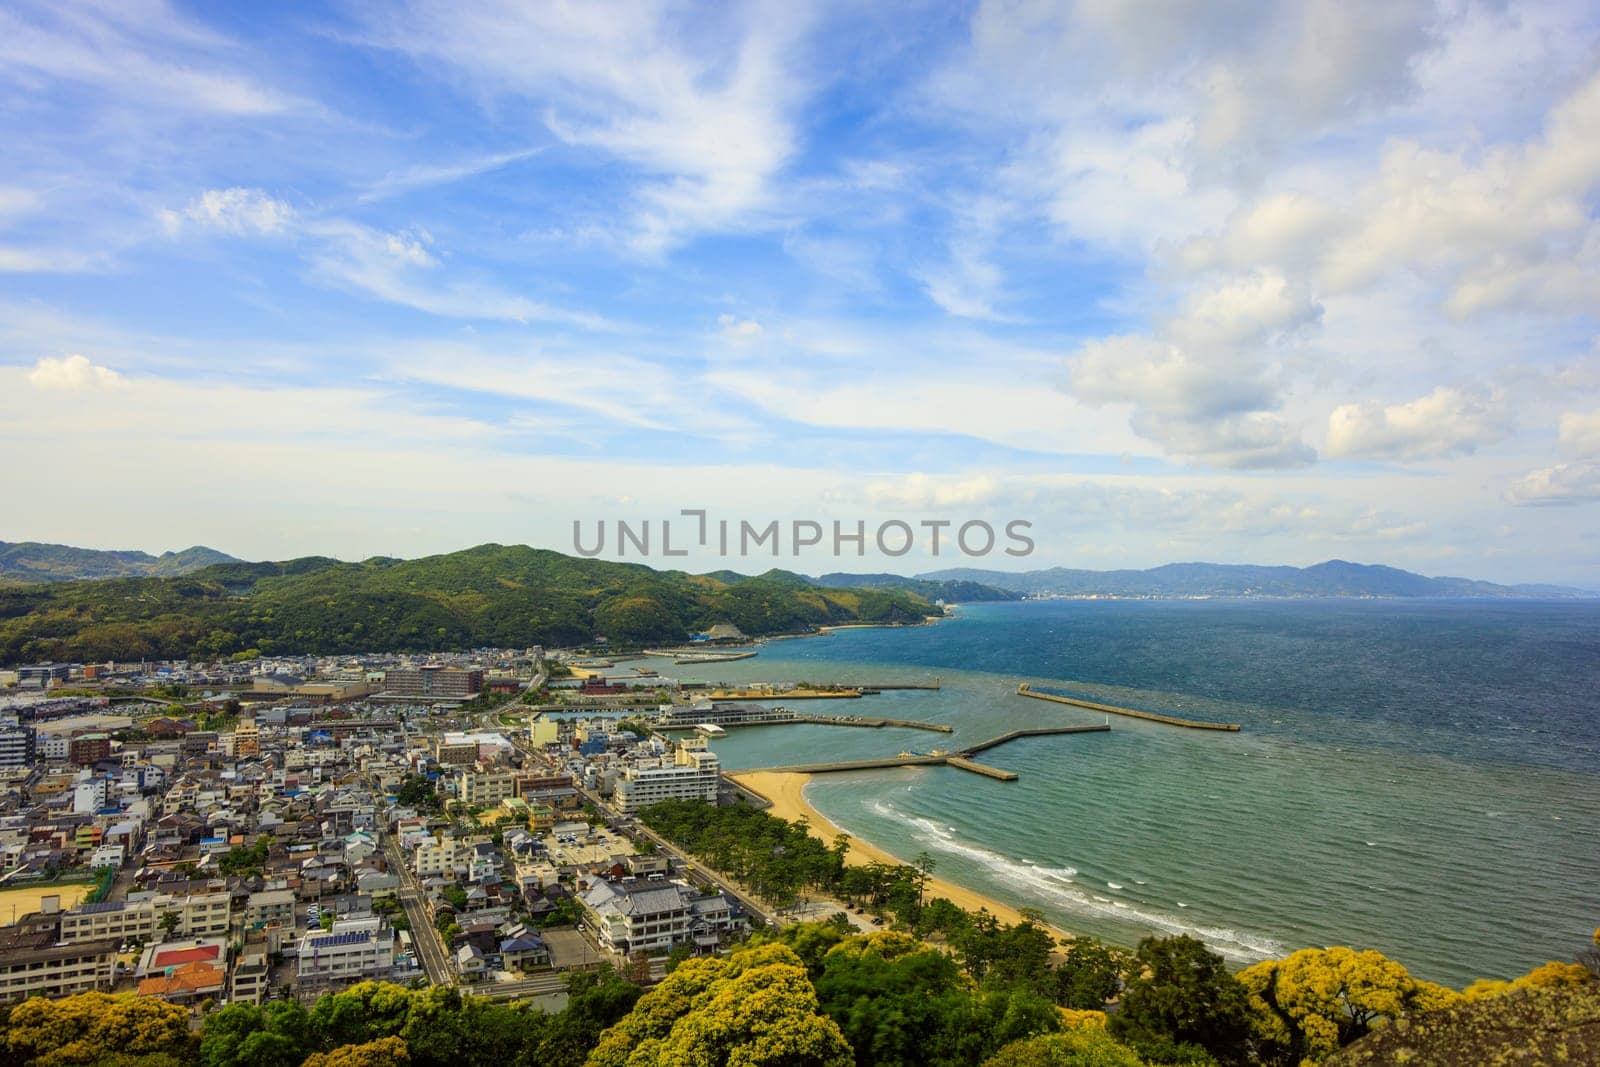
[{"left": 687, "top": 599, "right": 1600, "bottom": 988}]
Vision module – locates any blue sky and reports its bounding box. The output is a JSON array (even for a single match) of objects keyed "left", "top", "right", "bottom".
[{"left": 3, "top": 0, "right": 1600, "bottom": 583}]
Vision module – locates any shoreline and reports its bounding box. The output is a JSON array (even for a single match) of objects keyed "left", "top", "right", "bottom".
[{"left": 730, "top": 770, "right": 1072, "bottom": 941}]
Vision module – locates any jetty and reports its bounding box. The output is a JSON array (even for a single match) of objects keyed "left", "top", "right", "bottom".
[
  {"left": 744, "top": 722, "right": 1109, "bottom": 781},
  {"left": 1016, "top": 683, "right": 1241, "bottom": 731}
]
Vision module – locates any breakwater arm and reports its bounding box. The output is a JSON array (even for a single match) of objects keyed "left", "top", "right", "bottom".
[{"left": 1016, "top": 683, "right": 1241, "bottom": 731}]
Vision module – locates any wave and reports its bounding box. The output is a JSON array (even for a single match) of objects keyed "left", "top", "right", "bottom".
[
  {"left": 1107, "top": 882, "right": 1124, "bottom": 890},
  {"left": 866, "top": 799, "right": 1284, "bottom": 962}
]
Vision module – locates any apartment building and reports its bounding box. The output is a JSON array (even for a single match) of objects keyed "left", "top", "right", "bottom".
[
  {"left": 0, "top": 719, "right": 35, "bottom": 768},
  {"left": 383, "top": 666, "right": 482, "bottom": 700},
  {"left": 458, "top": 767, "right": 517, "bottom": 808},
  {"left": 414, "top": 838, "right": 460, "bottom": 877}
]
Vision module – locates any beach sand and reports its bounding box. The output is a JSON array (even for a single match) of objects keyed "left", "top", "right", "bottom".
[{"left": 731, "top": 770, "right": 1071, "bottom": 939}]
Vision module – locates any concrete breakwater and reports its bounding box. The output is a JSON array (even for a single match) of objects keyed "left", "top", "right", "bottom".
[
  {"left": 747, "top": 722, "right": 1110, "bottom": 781},
  {"left": 1016, "top": 683, "right": 1242, "bottom": 731}
]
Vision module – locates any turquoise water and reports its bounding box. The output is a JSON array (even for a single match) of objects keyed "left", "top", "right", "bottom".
[{"left": 685, "top": 600, "right": 1600, "bottom": 988}]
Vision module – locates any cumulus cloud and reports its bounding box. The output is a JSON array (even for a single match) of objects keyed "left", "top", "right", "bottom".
[
  {"left": 1325, "top": 387, "right": 1510, "bottom": 461},
  {"left": 1506, "top": 462, "right": 1600, "bottom": 506},
  {"left": 164, "top": 188, "right": 294, "bottom": 236},
  {"left": 27, "top": 354, "right": 126, "bottom": 391},
  {"left": 1557, "top": 409, "right": 1600, "bottom": 458},
  {"left": 1507, "top": 407, "right": 1600, "bottom": 506},
  {"left": 1065, "top": 281, "right": 1317, "bottom": 470}
]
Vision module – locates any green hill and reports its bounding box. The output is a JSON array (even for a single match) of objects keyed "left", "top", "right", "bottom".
[
  {"left": 0, "top": 541, "right": 238, "bottom": 583},
  {"left": 0, "top": 543, "right": 936, "bottom": 664}
]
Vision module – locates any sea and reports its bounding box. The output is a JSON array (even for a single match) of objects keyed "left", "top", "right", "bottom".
[{"left": 665, "top": 598, "right": 1600, "bottom": 989}]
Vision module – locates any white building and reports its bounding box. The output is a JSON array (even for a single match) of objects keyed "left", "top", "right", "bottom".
[
  {"left": 580, "top": 878, "right": 739, "bottom": 955},
  {"left": 612, "top": 742, "right": 720, "bottom": 815},
  {"left": 295, "top": 917, "right": 396, "bottom": 984}
]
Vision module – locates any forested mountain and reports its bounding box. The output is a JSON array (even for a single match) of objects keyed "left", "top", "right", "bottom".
[
  {"left": 810, "top": 571, "right": 1019, "bottom": 602},
  {"left": 0, "top": 541, "right": 237, "bottom": 583},
  {"left": 920, "top": 559, "right": 1594, "bottom": 599},
  {"left": 0, "top": 544, "right": 936, "bottom": 665}
]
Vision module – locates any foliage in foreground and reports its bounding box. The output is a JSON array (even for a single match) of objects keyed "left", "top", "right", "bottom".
[{"left": 2, "top": 927, "right": 1596, "bottom": 1067}]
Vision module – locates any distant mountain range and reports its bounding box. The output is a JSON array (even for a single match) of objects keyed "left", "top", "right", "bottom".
[
  {"left": 915, "top": 560, "right": 1594, "bottom": 600},
  {"left": 0, "top": 541, "right": 238, "bottom": 583}
]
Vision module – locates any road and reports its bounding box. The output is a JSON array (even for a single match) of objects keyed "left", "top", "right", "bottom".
[
  {"left": 381, "top": 830, "right": 455, "bottom": 987},
  {"left": 502, "top": 732, "right": 780, "bottom": 931}
]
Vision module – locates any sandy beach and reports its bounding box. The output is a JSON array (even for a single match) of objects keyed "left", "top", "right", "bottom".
[{"left": 731, "top": 770, "right": 1071, "bottom": 939}]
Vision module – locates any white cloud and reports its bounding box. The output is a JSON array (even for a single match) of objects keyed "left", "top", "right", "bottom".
[
  {"left": 165, "top": 188, "right": 294, "bottom": 236},
  {"left": 1558, "top": 409, "right": 1600, "bottom": 458},
  {"left": 0, "top": 1, "right": 295, "bottom": 116},
  {"left": 1507, "top": 461, "right": 1600, "bottom": 506},
  {"left": 864, "top": 473, "right": 1001, "bottom": 508},
  {"left": 362, "top": 1, "right": 814, "bottom": 252},
  {"left": 1065, "top": 326, "right": 1314, "bottom": 469},
  {"left": 717, "top": 315, "right": 763, "bottom": 342},
  {"left": 1068, "top": 336, "right": 1272, "bottom": 420},
  {"left": 1325, "top": 387, "right": 1510, "bottom": 461},
  {"left": 27, "top": 353, "right": 126, "bottom": 391}
]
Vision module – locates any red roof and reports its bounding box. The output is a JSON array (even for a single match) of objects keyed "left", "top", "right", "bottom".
[{"left": 152, "top": 944, "right": 221, "bottom": 967}]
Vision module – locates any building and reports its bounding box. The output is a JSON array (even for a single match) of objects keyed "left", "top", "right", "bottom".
[
  {"left": 230, "top": 950, "right": 271, "bottom": 1005},
  {"left": 413, "top": 838, "right": 460, "bottom": 878},
  {"left": 612, "top": 742, "right": 721, "bottom": 815},
  {"left": 458, "top": 767, "right": 517, "bottom": 808},
  {"left": 0, "top": 719, "right": 35, "bottom": 767},
  {"left": 383, "top": 666, "right": 483, "bottom": 700},
  {"left": 499, "top": 934, "right": 551, "bottom": 972},
  {"left": 0, "top": 928, "right": 117, "bottom": 1002},
  {"left": 69, "top": 734, "right": 112, "bottom": 767},
  {"left": 138, "top": 960, "right": 227, "bottom": 1004},
  {"left": 296, "top": 917, "right": 396, "bottom": 985},
  {"left": 656, "top": 702, "right": 796, "bottom": 728},
  {"left": 18, "top": 663, "right": 73, "bottom": 689},
  {"left": 580, "top": 878, "right": 739, "bottom": 955},
  {"left": 57, "top": 892, "right": 231, "bottom": 945},
  {"left": 245, "top": 889, "right": 296, "bottom": 929}
]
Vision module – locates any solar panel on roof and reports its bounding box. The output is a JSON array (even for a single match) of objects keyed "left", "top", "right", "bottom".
[{"left": 310, "top": 931, "right": 373, "bottom": 948}]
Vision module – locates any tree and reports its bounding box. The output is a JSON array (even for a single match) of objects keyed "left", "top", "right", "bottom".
[
  {"left": 1463, "top": 959, "right": 1596, "bottom": 1001},
  {"left": 585, "top": 942, "right": 852, "bottom": 1067},
  {"left": 3, "top": 992, "right": 193, "bottom": 1066},
  {"left": 1237, "top": 945, "right": 1461, "bottom": 1065},
  {"left": 1110, "top": 935, "right": 1252, "bottom": 1067},
  {"left": 981, "top": 1027, "right": 1147, "bottom": 1067},
  {"left": 302, "top": 1037, "right": 410, "bottom": 1067},
  {"left": 1053, "top": 937, "right": 1131, "bottom": 1010},
  {"left": 199, "top": 999, "right": 311, "bottom": 1067}
]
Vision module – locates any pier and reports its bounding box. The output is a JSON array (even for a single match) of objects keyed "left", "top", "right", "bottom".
[
  {"left": 1016, "top": 683, "right": 1241, "bottom": 731},
  {"left": 743, "top": 722, "right": 1110, "bottom": 781}
]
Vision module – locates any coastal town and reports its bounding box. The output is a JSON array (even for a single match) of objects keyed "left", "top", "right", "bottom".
[{"left": 0, "top": 635, "right": 896, "bottom": 1010}]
